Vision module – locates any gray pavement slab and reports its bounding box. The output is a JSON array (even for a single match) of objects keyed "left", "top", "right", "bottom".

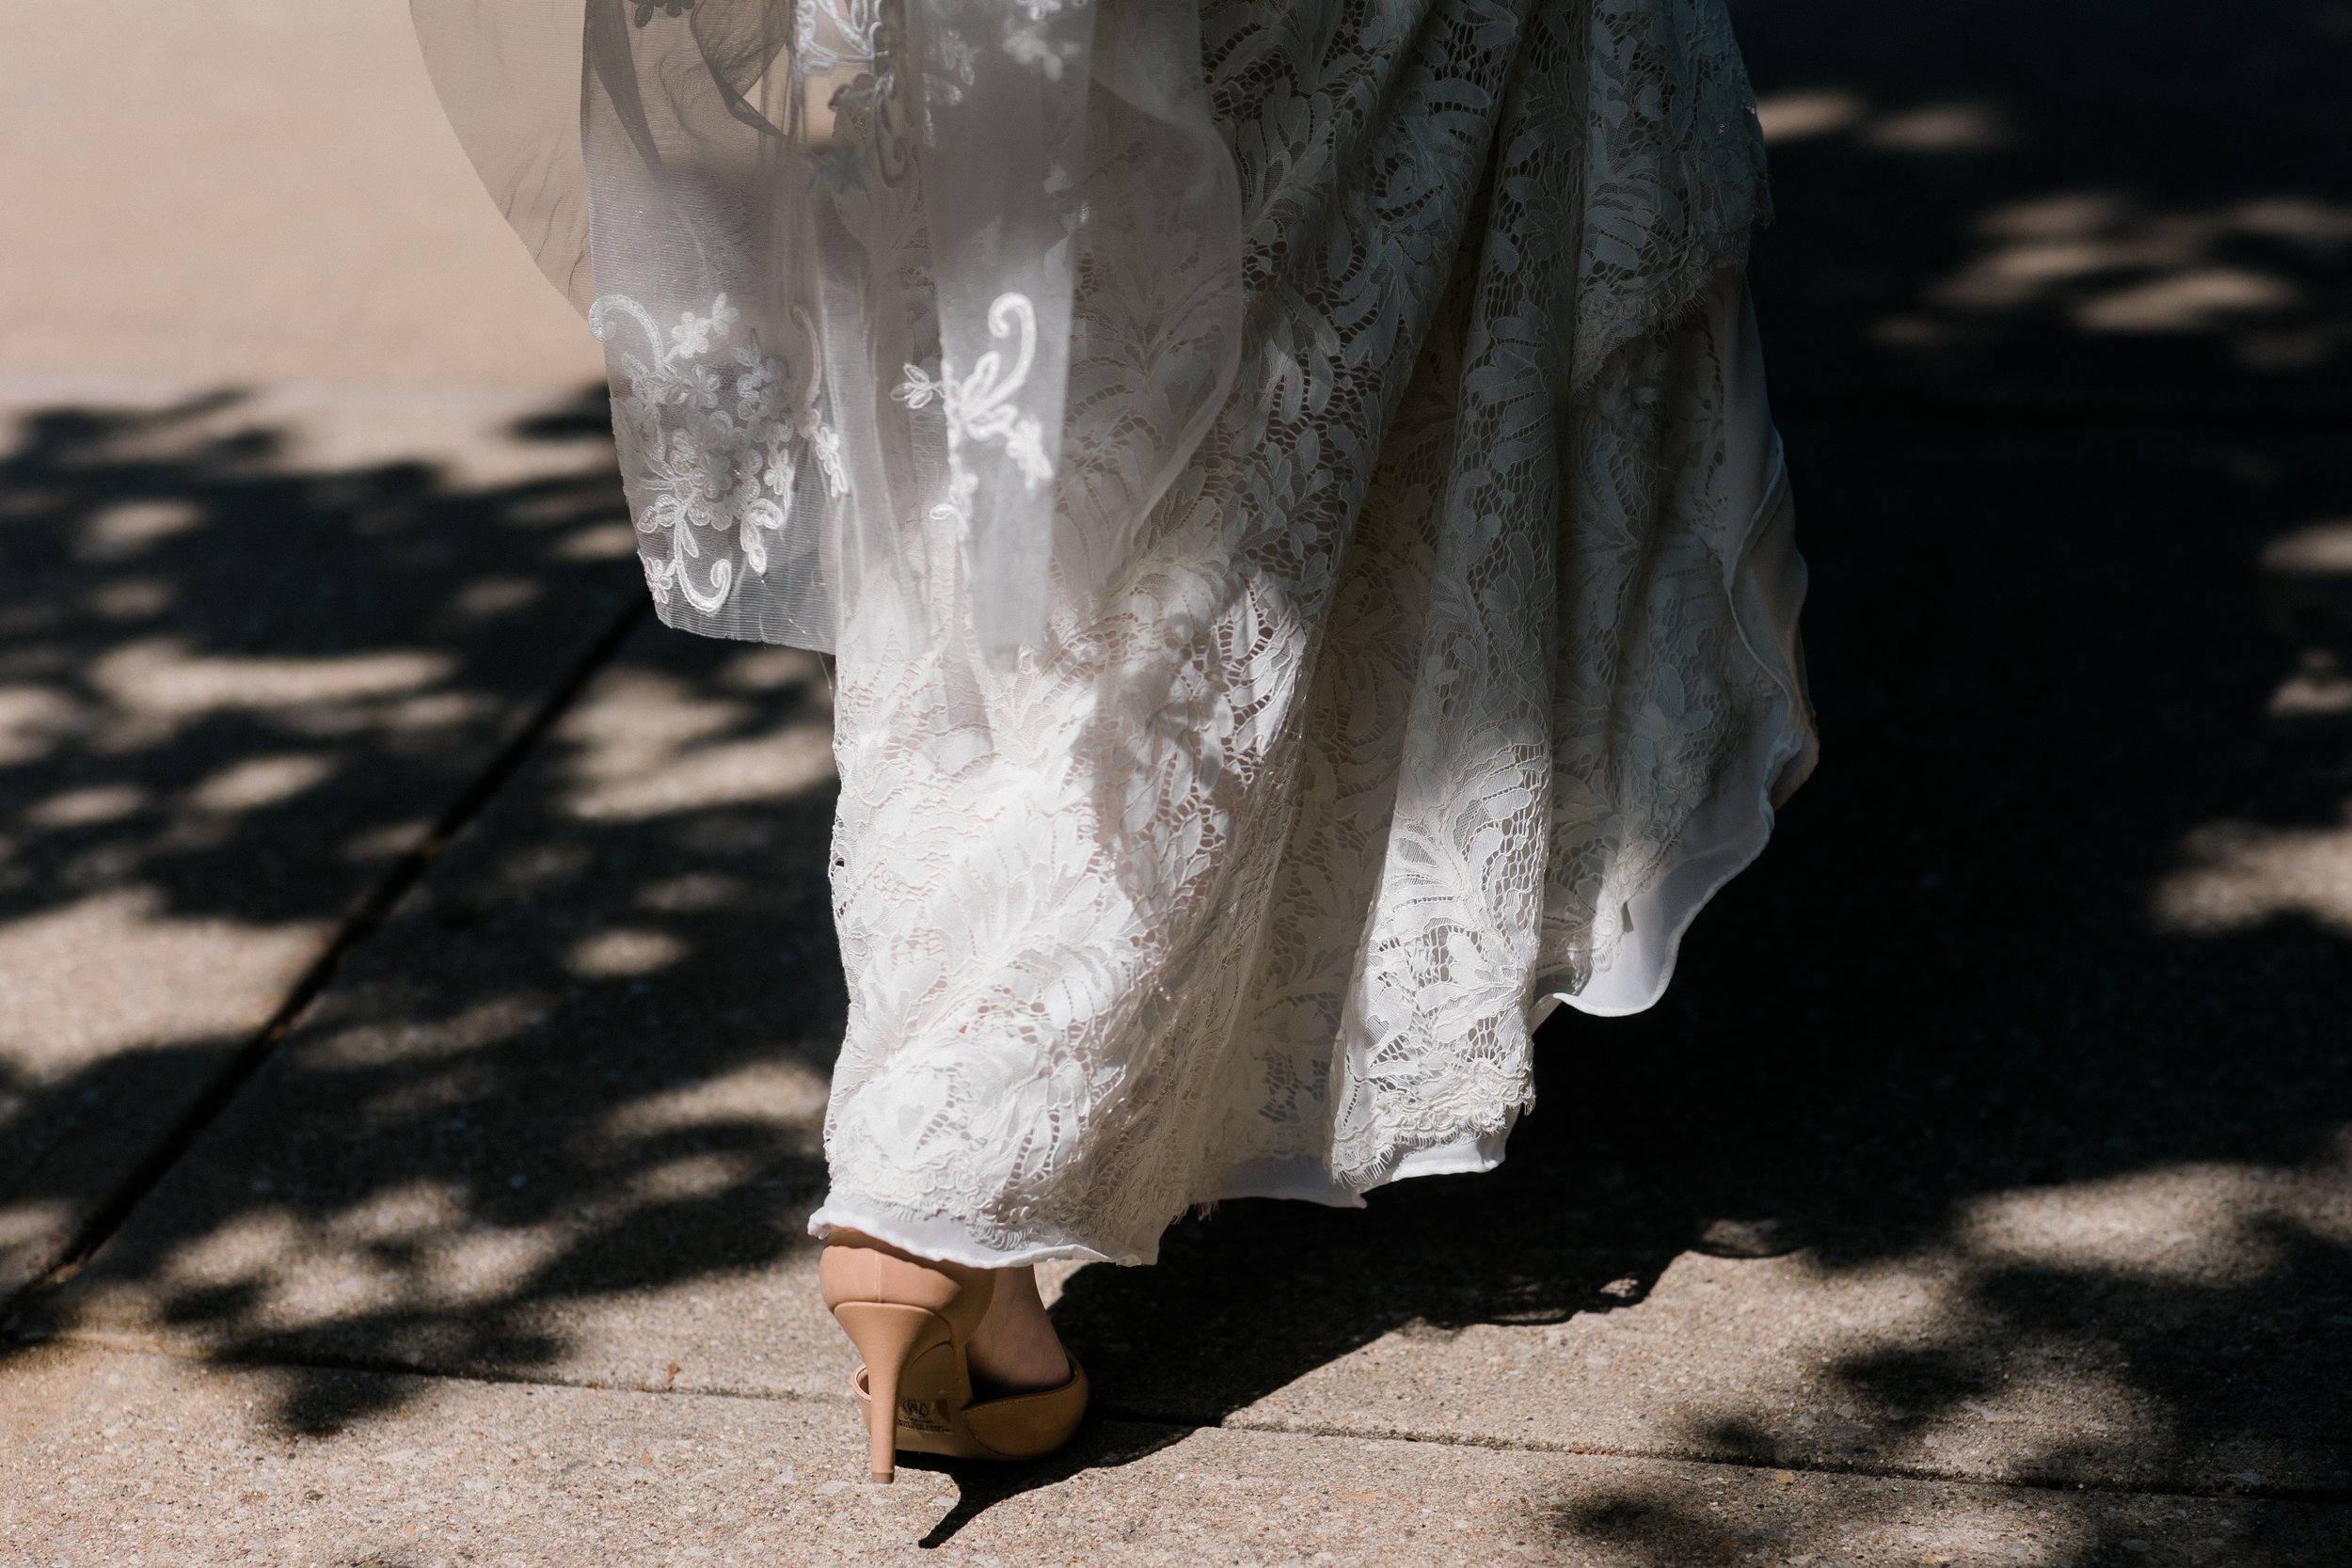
[
  {"left": 8, "top": 1340, "right": 2345, "bottom": 1567},
  {"left": 17, "top": 619, "right": 851, "bottom": 1401},
  {"left": 0, "top": 381, "right": 636, "bottom": 1303},
  {"left": 0, "top": 0, "right": 601, "bottom": 389}
]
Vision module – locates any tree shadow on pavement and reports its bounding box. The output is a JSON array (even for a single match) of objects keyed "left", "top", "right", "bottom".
[
  {"left": 0, "top": 378, "right": 845, "bottom": 1479},
  {"left": 0, "top": 558, "right": 850, "bottom": 1433},
  {"left": 0, "top": 383, "right": 649, "bottom": 1303}
]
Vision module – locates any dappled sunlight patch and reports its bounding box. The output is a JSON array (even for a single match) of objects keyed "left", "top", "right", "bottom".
[
  {"left": 2265, "top": 650, "right": 2352, "bottom": 717},
  {"left": 555, "top": 665, "right": 834, "bottom": 821},
  {"left": 2075, "top": 268, "right": 2307, "bottom": 333},
  {"left": 2138, "top": 513, "right": 2352, "bottom": 923},
  {"left": 83, "top": 577, "right": 175, "bottom": 621},
  {"left": 1, "top": 386, "right": 613, "bottom": 491},
  {"left": 0, "top": 377, "right": 647, "bottom": 1309},
  {"left": 717, "top": 644, "right": 831, "bottom": 695},
  {"left": 377, "top": 689, "right": 499, "bottom": 731},
  {"left": 552, "top": 520, "right": 640, "bottom": 561},
  {"left": 632, "top": 871, "right": 747, "bottom": 912},
  {"left": 1976, "top": 190, "right": 2138, "bottom": 244},
  {"left": 142, "top": 1185, "right": 572, "bottom": 1326},
  {"left": 1660, "top": 1318, "right": 2149, "bottom": 1484},
  {"left": 601, "top": 1060, "right": 831, "bottom": 1140},
  {"left": 1549, "top": 1472, "right": 2113, "bottom": 1568},
  {"left": 1646, "top": 1148, "right": 2352, "bottom": 1488},
  {"left": 75, "top": 499, "right": 203, "bottom": 562},
  {"left": 338, "top": 1180, "right": 469, "bottom": 1245},
  {"left": 463, "top": 840, "right": 596, "bottom": 903},
  {"left": 0, "top": 889, "right": 323, "bottom": 1062},
  {"left": 564, "top": 926, "right": 690, "bottom": 978},
  {"left": 0, "top": 683, "right": 79, "bottom": 767},
  {"left": 359, "top": 1062, "right": 500, "bottom": 1121},
  {"left": 432, "top": 1228, "right": 574, "bottom": 1308},
  {"left": 154, "top": 1207, "right": 310, "bottom": 1298},
  {"left": 1954, "top": 1164, "right": 2345, "bottom": 1285},
  {"left": 0, "top": 1197, "right": 75, "bottom": 1250},
  {"left": 1861, "top": 99, "right": 2017, "bottom": 155},
  {"left": 556, "top": 668, "right": 735, "bottom": 762},
  {"left": 2150, "top": 812, "right": 2352, "bottom": 936},
  {"left": 628, "top": 1152, "right": 760, "bottom": 1203},
  {"left": 300, "top": 995, "right": 551, "bottom": 1069},
  {"left": 1754, "top": 89, "right": 2016, "bottom": 152},
  {"left": 1754, "top": 88, "right": 1867, "bottom": 142},
  {"left": 444, "top": 575, "right": 543, "bottom": 621},
  {"left": 22, "top": 783, "right": 149, "bottom": 828},
  {"left": 337, "top": 816, "right": 433, "bottom": 862},
  {"left": 2259, "top": 515, "right": 2352, "bottom": 578},
  {"left": 1883, "top": 187, "right": 2352, "bottom": 362},
  {"left": 2230, "top": 195, "right": 2352, "bottom": 249},
  {"left": 1651, "top": 1250, "right": 2143, "bottom": 1470},
  {"left": 187, "top": 752, "right": 335, "bottom": 814},
  {"left": 89, "top": 639, "right": 454, "bottom": 718}
]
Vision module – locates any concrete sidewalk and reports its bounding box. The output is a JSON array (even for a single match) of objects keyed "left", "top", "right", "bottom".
[{"left": 5, "top": 0, "right": 2352, "bottom": 1563}]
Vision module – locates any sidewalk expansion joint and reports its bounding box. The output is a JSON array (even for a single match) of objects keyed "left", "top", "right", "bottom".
[
  {"left": 24, "top": 1335, "right": 2348, "bottom": 1509},
  {"left": 5, "top": 594, "right": 650, "bottom": 1319},
  {"left": 16, "top": 1326, "right": 867, "bottom": 1414},
  {"left": 1111, "top": 1406, "right": 2352, "bottom": 1509}
]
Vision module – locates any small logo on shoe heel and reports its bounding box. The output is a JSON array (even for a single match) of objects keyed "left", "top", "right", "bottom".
[{"left": 898, "top": 1396, "right": 949, "bottom": 1433}]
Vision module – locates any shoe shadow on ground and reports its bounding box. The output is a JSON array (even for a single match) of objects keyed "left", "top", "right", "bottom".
[{"left": 2, "top": 0, "right": 2351, "bottom": 1563}]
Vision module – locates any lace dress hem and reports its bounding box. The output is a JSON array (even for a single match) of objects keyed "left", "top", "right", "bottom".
[
  {"left": 1549, "top": 288, "right": 1818, "bottom": 1019},
  {"left": 808, "top": 1115, "right": 1517, "bottom": 1267},
  {"left": 804, "top": 272, "right": 1815, "bottom": 1269}
]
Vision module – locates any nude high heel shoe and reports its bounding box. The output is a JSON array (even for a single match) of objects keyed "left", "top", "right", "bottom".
[{"left": 819, "top": 1234, "right": 1089, "bottom": 1482}]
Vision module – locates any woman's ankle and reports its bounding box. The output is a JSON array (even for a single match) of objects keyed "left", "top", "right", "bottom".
[{"left": 965, "top": 1265, "right": 1071, "bottom": 1393}]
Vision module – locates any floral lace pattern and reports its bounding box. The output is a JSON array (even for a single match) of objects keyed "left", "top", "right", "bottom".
[
  {"left": 894, "top": 292, "right": 1054, "bottom": 544},
  {"left": 809, "top": 0, "right": 1816, "bottom": 1265},
  {"left": 590, "top": 293, "right": 849, "bottom": 617}
]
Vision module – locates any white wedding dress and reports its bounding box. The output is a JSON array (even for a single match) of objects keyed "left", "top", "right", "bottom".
[{"left": 416, "top": 0, "right": 1816, "bottom": 1268}]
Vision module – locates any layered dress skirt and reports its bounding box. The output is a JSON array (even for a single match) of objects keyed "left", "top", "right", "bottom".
[{"left": 416, "top": 0, "right": 1816, "bottom": 1267}]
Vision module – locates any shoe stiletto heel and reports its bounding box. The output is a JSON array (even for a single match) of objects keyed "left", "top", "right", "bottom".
[{"left": 820, "top": 1234, "right": 1089, "bottom": 1483}]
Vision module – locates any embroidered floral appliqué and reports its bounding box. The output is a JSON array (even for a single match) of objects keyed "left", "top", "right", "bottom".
[
  {"left": 590, "top": 292, "right": 848, "bottom": 615},
  {"left": 896, "top": 291, "right": 1054, "bottom": 486}
]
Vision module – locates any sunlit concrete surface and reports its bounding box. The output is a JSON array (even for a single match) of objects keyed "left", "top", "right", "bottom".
[
  {"left": 11, "top": 1340, "right": 2346, "bottom": 1567},
  {"left": 0, "top": 0, "right": 601, "bottom": 388}
]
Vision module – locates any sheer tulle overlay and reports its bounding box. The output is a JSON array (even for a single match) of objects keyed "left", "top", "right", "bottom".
[{"left": 416, "top": 0, "right": 1816, "bottom": 1267}]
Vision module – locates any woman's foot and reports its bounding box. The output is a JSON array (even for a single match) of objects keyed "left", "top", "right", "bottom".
[
  {"left": 964, "top": 1264, "right": 1072, "bottom": 1394},
  {"left": 820, "top": 1230, "right": 1088, "bottom": 1481}
]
